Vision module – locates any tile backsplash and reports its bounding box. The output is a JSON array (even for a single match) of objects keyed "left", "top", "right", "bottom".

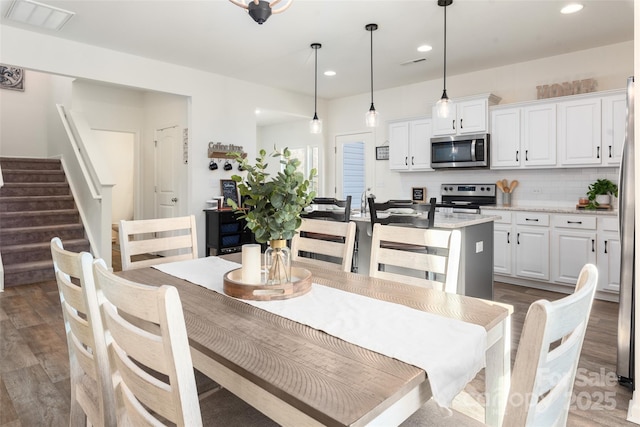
[{"left": 392, "top": 167, "right": 620, "bottom": 209}]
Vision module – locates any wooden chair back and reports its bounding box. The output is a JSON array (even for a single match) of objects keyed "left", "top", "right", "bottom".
[
  {"left": 50, "top": 237, "right": 116, "bottom": 427},
  {"left": 93, "top": 260, "right": 203, "bottom": 427},
  {"left": 119, "top": 215, "right": 198, "bottom": 271},
  {"left": 291, "top": 218, "right": 357, "bottom": 272},
  {"left": 504, "top": 263, "right": 598, "bottom": 427},
  {"left": 368, "top": 197, "right": 436, "bottom": 229},
  {"left": 303, "top": 196, "right": 352, "bottom": 222},
  {"left": 369, "top": 223, "right": 461, "bottom": 292}
]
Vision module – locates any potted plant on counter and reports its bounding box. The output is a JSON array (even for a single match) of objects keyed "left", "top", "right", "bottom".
[
  {"left": 228, "top": 148, "right": 316, "bottom": 284},
  {"left": 586, "top": 178, "right": 618, "bottom": 209}
]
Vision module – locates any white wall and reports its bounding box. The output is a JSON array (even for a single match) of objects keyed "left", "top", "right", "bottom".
[
  {"left": 326, "top": 41, "right": 634, "bottom": 204},
  {"left": 95, "top": 130, "right": 135, "bottom": 222}
]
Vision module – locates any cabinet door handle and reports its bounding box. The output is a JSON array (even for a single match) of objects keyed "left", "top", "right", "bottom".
[
  {"left": 516, "top": 150, "right": 519, "bottom": 162},
  {"left": 604, "top": 240, "right": 608, "bottom": 254},
  {"left": 592, "top": 239, "right": 595, "bottom": 252},
  {"left": 171, "top": 197, "right": 178, "bottom": 203},
  {"left": 525, "top": 150, "right": 529, "bottom": 161},
  {"left": 411, "top": 156, "right": 414, "bottom": 165},
  {"left": 567, "top": 221, "right": 582, "bottom": 224},
  {"left": 517, "top": 233, "right": 520, "bottom": 245},
  {"left": 597, "top": 146, "right": 600, "bottom": 159},
  {"left": 405, "top": 157, "right": 408, "bottom": 165},
  {"left": 609, "top": 145, "right": 613, "bottom": 158},
  {"left": 507, "top": 232, "right": 510, "bottom": 244},
  {"left": 452, "top": 120, "right": 456, "bottom": 130},
  {"left": 525, "top": 218, "right": 539, "bottom": 222},
  {"left": 460, "top": 118, "right": 463, "bottom": 129}
]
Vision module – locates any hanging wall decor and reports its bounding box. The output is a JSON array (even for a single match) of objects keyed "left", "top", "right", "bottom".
[{"left": 0, "top": 65, "right": 24, "bottom": 91}]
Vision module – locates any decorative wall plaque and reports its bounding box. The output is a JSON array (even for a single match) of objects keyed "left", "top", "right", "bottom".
[{"left": 0, "top": 65, "right": 24, "bottom": 91}]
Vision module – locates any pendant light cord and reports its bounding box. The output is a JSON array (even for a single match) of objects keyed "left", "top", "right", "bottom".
[
  {"left": 314, "top": 46, "right": 318, "bottom": 114},
  {"left": 370, "top": 26, "right": 374, "bottom": 105},
  {"left": 443, "top": 3, "right": 447, "bottom": 93}
]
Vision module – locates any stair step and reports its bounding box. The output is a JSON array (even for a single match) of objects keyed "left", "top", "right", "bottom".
[
  {"left": 3, "top": 260, "right": 55, "bottom": 287},
  {"left": 0, "top": 157, "right": 62, "bottom": 171},
  {"left": 2, "top": 170, "right": 66, "bottom": 184},
  {"left": 2, "top": 239, "right": 90, "bottom": 265},
  {"left": 0, "top": 182, "right": 70, "bottom": 197},
  {"left": 0, "top": 224, "right": 85, "bottom": 246},
  {"left": 0, "top": 209, "right": 80, "bottom": 228},
  {"left": 0, "top": 195, "right": 76, "bottom": 212}
]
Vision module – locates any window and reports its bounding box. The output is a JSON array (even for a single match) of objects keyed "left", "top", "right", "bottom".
[{"left": 289, "top": 146, "right": 320, "bottom": 194}]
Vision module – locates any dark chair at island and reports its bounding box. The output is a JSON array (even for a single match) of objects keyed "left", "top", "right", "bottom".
[
  {"left": 368, "top": 197, "right": 436, "bottom": 229},
  {"left": 302, "top": 196, "right": 352, "bottom": 222}
]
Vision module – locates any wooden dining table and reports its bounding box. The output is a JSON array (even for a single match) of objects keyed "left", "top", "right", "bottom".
[{"left": 118, "top": 256, "right": 512, "bottom": 427}]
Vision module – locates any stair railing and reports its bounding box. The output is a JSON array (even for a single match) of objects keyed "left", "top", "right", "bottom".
[{"left": 55, "top": 104, "right": 115, "bottom": 267}]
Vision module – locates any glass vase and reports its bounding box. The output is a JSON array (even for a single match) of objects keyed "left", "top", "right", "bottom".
[{"left": 264, "top": 239, "right": 291, "bottom": 285}]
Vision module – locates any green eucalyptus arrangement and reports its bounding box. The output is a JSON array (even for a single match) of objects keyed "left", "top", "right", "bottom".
[
  {"left": 227, "top": 148, "right": 317, "bottom": 243},
  {"left": 585, "top": 178, "right": 618, "bottom": 209}
]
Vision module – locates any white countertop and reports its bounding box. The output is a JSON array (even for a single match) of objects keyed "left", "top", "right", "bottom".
[
  {"left": 351, "top": 212, "right": 499, "bottom": 229},
  {"left": 480, "top": 205, "right": 617, "bottom": 216}
]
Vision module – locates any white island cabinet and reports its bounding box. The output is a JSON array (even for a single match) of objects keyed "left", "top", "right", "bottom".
[{"left": 351, "top": 212, "right": 497, "bottom": 300}]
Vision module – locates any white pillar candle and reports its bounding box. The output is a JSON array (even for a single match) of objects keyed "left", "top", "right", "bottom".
[{"left": 241, "top": 244, "right": 261, "bottom": 284}]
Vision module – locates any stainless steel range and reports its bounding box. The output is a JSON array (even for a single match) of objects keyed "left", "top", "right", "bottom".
[{"left": 438, "top": 183, "right": 497, "bottom": 214}]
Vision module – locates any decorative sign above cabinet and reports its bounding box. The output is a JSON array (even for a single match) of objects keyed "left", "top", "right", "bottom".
[{"left": 536, "top": 78, "right": 597, "bottom": 99}]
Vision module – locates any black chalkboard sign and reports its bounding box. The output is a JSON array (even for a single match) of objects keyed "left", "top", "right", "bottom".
[
  {"left": 412, "top": 187, "right": 426, "bottom": 203},
  {"left": 220, "top": 179, "right": 239, "bottom": 208}
]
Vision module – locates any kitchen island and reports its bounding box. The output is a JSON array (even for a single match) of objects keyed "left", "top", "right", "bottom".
[{"left": 352, "top": 212, "right": 499, "bottom": 300}]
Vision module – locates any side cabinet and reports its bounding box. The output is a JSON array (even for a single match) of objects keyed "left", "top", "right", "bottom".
[
  {"left": 551, "top": 215, "right": 597, "bottom": 286},
  {"left": 204, "top": 209, "right": 254, "bottom": 256},
  {"left": 514, "top": 212, "right": 550, "bottom": 281},
  {"left": 597, "top": 217, "right": 621, "bottom": 293}
]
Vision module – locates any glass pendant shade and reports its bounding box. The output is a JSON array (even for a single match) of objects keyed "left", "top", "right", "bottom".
[
  {"left": 436, "top": 90, "right": 450, "bottom": 117},
  {"left": 310, "top": 113, "right": 322, "bottom": 134},
  {"left": 365, "top": 104, "right": 379, "bottom": 127}
]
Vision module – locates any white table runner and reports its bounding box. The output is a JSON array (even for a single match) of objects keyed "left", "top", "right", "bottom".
[{"left": 153, "top": 257, "right": 487, "bottom": 408}]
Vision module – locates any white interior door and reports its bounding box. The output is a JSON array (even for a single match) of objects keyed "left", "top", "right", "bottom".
[
  {"left": 335, "top": 132, "right": 373, "bottom": 209},
  {"left": 155, "top": 126, "right": 180, "bottom": 219}
]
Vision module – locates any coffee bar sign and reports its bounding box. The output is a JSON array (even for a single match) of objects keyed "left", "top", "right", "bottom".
[{"left": 536, "top": 78, "right": 597, "bottom": 99}]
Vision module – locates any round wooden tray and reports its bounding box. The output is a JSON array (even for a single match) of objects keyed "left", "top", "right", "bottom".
[{"left": 223, "top": 267, "right": 312, "bottom": 301}]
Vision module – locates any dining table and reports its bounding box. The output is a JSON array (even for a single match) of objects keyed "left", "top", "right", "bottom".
[{"left": 118, "top": 255, "right": 512, "bottom": 427}]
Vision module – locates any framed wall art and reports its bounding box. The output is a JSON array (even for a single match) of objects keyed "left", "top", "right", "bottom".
[
  {"left": 375, "top": 145, "right": 389, "bottom": 160},
  {"left": 0, "top": 65, "right": 24, "bottom": 91}
]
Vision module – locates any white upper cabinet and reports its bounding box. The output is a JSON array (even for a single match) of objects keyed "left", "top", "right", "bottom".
[
  {"left": 558, "top": 97, "right": 602, "bottom": 166},
  {"left": 601, "top": 92, "right": 626, "bottom": 166},
  {"left": 491, "top": 107, "right": 521, "bottom": 168},
  {"left": 432, "top": 94, "right": 500, "bottom": 137},
  {"left": 388, "top": 118, "right": 433, "bottom": 171},
  {"left": 522, "top": 103, "right": 557, "bottom": 167}
]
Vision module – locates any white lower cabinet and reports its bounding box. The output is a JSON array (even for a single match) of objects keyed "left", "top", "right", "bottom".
[
  {"left": 597, "top": 217, "right": 621, "bottom": 293},
  {"left": 482, "top": 209, "right": 620, "bottom": 297},
  {"left": 551, "top": 215, "right": 597, "bottom": 286},
  {"left": 514, "top": 212, "right": 550, "bottom": 281}
]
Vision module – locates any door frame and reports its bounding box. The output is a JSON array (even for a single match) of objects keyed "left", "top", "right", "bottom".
[{"left": 334, "top": 131, "right": 375, "bottom": 199}]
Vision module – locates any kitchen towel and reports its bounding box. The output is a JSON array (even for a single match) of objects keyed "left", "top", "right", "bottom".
[{"left": 153, "top": 256, "right": 487, "bottom": 408}]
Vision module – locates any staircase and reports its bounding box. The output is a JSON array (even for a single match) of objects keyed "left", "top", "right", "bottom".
[{"left": 0, "top": 157, "right": 90, "bottom": 287}]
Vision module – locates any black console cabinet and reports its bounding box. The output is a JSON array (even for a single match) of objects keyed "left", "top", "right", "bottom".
[{"left": 204, "top": 209, "right": 254, "bottom": 256}]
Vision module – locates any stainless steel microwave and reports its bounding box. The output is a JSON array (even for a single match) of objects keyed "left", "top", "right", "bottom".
[{"left": 430, "top": 133, "right": 490, "bottom": 169}]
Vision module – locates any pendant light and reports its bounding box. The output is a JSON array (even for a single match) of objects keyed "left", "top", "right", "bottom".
[
  {"left": 310, "top": 43, "right": 322, "bottom": 134},
  {"left": 436, "top": 0, "right": 452, "bottom": 118},
  {"left": 365, "top": 23, "right": 379, "bottom": 127}
]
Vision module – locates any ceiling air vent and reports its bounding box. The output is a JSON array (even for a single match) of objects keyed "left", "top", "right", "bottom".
[
  {"left": 400, "top": 57, "right": 427, "bottom": 66},
  {"left": 5, "top": 0, "right": 75, "bottom": 31}
]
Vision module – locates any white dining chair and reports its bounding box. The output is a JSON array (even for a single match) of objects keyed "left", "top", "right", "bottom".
[
  {"left": 290, "top": 218, "right": 357, "bottom": 272},
  {"left": 118, "top": 215, "right": 198, "bottom": 270},
  {"left": 503, "top": 263, "right": 598, "bottom": 426},
  {"left": 50, "top": 237, "right": 116, "bottom": 427},
  {"left": 93, "top": 260, "right": 277, "bottom": 426},
  {"left": 369, "top": 223, "right": 461, "bottom": 293}
]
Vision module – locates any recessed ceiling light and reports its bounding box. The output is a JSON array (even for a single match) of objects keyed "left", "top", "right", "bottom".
[
  {"left": 5, "top": 0, "right": 75, "bottom": 31},
  {"left": 561, "top": 3, "right": 583, "bottom": 14},
  {"left": 417, "top": 45, "right": 433, "bottom": 53},
  {"left": 324, "top": 70, "right": 336, "bottom": 77},
  {"left": 255, "top": 109, "right": 261, "bottom": 115}
]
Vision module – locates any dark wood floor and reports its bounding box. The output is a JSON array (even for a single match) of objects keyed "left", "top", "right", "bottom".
[{"left": 0, "top": 253, "right": 636, "bottom": 426}]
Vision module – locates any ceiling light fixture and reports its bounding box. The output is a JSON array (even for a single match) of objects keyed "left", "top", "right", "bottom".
[
  {"left": 229, "top": 0, "right": 293, "bottom": 25},
  {"left": 310, "top": 43, "right": 322, "bottom": 134},
  {"left": 5, "top": 0, "right": 74, "bottom": 31},
  {"left": 365, "top": 23, "right": 379, "bottom": 128},
  {"left": 561, "top": 3, "right": 584, "bottom": 14},
  {"left": 417, "top": 45, "right": 433, "bottom": 53},
  {"left": 435, "top": 0, "right": 453, "bottom": 118},
  {"left": 324, "top": 70, "right": 336, "bottom": 77}
]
